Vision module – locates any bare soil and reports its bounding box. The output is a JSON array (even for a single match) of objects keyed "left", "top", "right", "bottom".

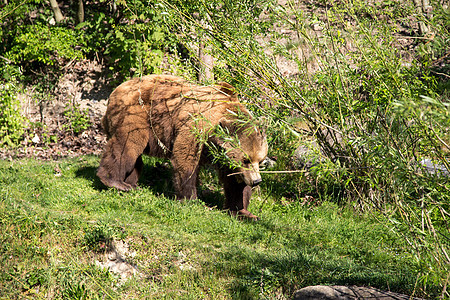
[{"left": 0, "top": 59, "right": 111, "bottom": 160}]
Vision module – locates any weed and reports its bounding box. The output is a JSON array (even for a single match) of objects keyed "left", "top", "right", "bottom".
[
  {"left": 83, "top": 222, "right": 127, "bottom": 252},
  {"left": 0, "top": 83, "right": 27, "bottom": 147},
  {"left": 63, "top": 104, "right": 91, "bottom": 135}
]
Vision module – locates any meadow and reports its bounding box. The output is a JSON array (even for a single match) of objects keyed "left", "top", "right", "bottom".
[{"left": 0, "top": 156, "right": 429, "bottom": 299}]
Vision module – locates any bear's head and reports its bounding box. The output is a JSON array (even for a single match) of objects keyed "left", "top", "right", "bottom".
[{"left": 213, "top": 117, "right": 268, "bottom": 187}]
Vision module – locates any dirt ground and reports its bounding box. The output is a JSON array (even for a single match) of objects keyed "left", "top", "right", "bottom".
[{"left": 0, "top": 59, "right": 111, "bottom": 160}]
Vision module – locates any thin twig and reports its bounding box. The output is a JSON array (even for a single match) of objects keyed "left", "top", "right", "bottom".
[
  {"left": 0, "top": 0, "right": 28, "bottom": 20},
  {"left": 0, "top": 55, "right": 12, "bottom": 64},
  {"left": 430, "top": 70, "right": 450, "bottom": 78},
  {"left": 227, "top": 169, "right": 307, "bottom": 176}
]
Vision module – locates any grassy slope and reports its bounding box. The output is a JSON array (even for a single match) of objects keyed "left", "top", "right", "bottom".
[{"left": 0, "top": 156, "right": 424, "bottom": 299}]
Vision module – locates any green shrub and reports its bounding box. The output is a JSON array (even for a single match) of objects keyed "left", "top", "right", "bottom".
[
  {"left": 0, "top": 60, "right": 23, "bottom": 82},
  {"left": 76, "top": 3, "right": 175, "bottom": 78},
  {"left": 166, "top": 0, "right": 450, "bottom": 296},
  {"left": 0, "top": 83, "right": 27, "bottom": 147},
  {"left": 6, "top": 24, "right": 84, "bottom": 66},
  {"left": 63, "top": 104, "right": 91, "bottom": 135}
]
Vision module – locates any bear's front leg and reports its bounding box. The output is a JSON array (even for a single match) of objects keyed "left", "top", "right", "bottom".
[
  {"left": 171, "top": 164, "right": 200, "bottom": 200},
  {"left": 221, "top": 173, "right": 259, "bottom": 220},
  {"left": 171, "top": 135, "right": 201, "bottom": 200},
  {"left": 124, "top": 155, "right": 143, "bottom": 187}
]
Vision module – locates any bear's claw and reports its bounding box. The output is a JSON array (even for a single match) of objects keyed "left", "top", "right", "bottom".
[
  {"left": 229, "top": 209, "right": 259, "bottom": 221},
  {"left": 101, "top": 179, "right": 135, "bottom": 192}
]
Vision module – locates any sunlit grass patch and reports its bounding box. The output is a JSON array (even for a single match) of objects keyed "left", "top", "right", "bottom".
[{"left": 0, "top": 156, "right": 432, "bottom": 298}]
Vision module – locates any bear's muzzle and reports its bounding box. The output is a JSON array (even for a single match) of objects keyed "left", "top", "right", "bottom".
[{"left": 252, "top": 178, "right": 262, "bottom": 187}]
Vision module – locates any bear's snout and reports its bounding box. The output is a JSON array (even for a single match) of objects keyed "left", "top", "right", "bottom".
[
  {"left": 252, "top": 178, "right": 262, "bottom": 187},
  {"left": 241, "top": 171, "right": 262, "bottom": 187}
]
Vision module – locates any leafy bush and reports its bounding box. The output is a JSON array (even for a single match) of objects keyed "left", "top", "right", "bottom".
[
  {"left": 76, "top": 2, "right": 177, "bottom": 78},
  {"left": 1, "top": 0, "right": 180, "bottom": 82},
  {"left": 166, "top": 0, "right": 450, "bottom": 296},
  {"left": 63, "top": 104, "right": 91, "bottom": 135},
  {"left": 0, "top": 83, "right": 27, "bottom": 147},
  {"left": 6, "top": 24, "right": 85, "bottom": 66},
  {"left": 0, "top": 60, "right": 23, "bottom": 82}
]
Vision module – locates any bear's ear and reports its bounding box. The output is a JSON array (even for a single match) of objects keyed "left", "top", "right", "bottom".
[
  {"left": 208, "top": 117, "right": 234, "bottom": 148},
  {"left": 218, "top": 117, "right": 236, "bottom": 133},
  {"left": 217, "top": 82, "right": 236, "bottom": 97}
]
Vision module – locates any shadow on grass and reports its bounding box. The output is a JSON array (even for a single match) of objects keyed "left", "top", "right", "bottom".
[
  {"left": 216, "top": 222, "right": 418, "bottom": 300},
  {"left": 74, "top": 159, "right": 225, "bottom": 209},
  {"left": 139, "top": 161, "right": 176, "bottom": 198},
  {"left": 75, "top": 165, "right": 106, "bottom": 191},
  {"left": 140, "top": 163, "right": 226, "bottom": 209},
  {"left": 74, "top": 161, "right": 176, "bottom": 197}
]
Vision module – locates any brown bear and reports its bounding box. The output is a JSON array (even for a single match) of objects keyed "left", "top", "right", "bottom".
[{"left": 97, "top": 74, "right": 268, "bottom": 219}]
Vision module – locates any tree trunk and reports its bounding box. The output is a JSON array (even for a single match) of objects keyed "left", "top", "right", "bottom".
[
  {"left": 198, "top": 42, "right": 214, "bottom": 82},
  {"left": 77, "top": 0, "right": 84, "bottom": 24},
  {"left": 49, "top": 0, "right": 64, "bottom": 23},
  {"left": 192, "top": 12, "right": 215, "bottom": 83}
]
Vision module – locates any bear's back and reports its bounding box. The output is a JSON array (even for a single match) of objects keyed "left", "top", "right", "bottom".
[{"left": 102, "top": 75, "right": 246, "bottom": 140}]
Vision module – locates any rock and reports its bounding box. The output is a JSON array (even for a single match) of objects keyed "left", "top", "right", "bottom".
[
  {"left": 312, "top": 23, "right": 323, "bottom": 31},
  {"left": 294, "top": 141, "right": 322, "bottom": 170},
  {"left": 293, "top": 285, "right": 423, "bottom": 300},
  {"left": 420, "top": 158, "right": 449, "bottom": 177},
  {"left": 31, "top": 134, "right": 40, "bottom": 144},
  {"left": 293, "top": 126, "right": 343, "bottom": 170},
  {"left": 95, "top": 240, "right": 139, "bottom": 281},
  {"left": 107, "top": 258, "right": 138, "bottom": 279},
  {"left": 262, "top": 157, "right": 277, "bottom": 169}
]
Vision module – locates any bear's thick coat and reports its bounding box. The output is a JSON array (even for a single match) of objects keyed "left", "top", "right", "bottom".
[{"left": 97, "top": 75, "right": 268, "bottom": 219}]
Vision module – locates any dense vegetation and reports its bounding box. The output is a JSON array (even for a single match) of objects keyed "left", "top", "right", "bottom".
[{"left": 1, "top": 0, "right": 449, "bottom": 298}]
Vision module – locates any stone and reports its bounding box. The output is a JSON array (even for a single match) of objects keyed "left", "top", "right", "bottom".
[
  {"left": 293, "top": 285, "right": 423, "bottom": 300},
  {"left": 420, "top": 158, "right": 449, "bottom": 176}
]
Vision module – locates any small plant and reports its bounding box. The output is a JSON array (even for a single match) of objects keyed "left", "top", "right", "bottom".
[
  {"left": 28, "top": 122, "right": 58, "bottom": 146},
  {"left": 83, "top": 222, "right": 127, "bottom": 252},
  {"left": 25, "top": 268, "right": 47, "bottom": 290},
  {"left": 63, "top": 104, "right": 91, "bottom": 135},
  {"left": 61, "top": 282, "right": 89, "bottom": 300},
  {"left": 83, "top": 223, "right": 113, "bottom": 252},
  {"left": 0, "top": 83, "right": 27, "bottom": 147}
]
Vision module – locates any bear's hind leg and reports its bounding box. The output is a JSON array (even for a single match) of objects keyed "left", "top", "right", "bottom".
[
  {"left": 124, "top": 155, "right": 143, "bottom": 188},
  {"left": 97, "top": 129, "right": 148, "bottom": 191}
]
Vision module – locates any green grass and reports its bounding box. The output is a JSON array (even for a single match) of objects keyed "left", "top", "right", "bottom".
[{"left": 0, "top": 156, "right": 428, "bottom": 299}]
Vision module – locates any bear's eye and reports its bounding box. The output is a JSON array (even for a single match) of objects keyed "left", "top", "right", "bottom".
[{"left": 243, "top": 158, "right": 250, "bottom": 165}]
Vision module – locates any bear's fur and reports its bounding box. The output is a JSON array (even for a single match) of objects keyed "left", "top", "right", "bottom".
[{"left": 97, "top": 75, "right": 268, "bottom": 219}]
